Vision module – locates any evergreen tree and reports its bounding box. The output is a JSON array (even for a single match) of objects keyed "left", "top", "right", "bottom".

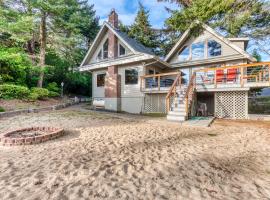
[
  {"left": 159, "top": 0, "right": 270, "bottom": 56},
  {"left": 0, "top": 0, "right": 99, "bottom": 88},
  {"left": 128, "top": 2, "right": 158, "bottom": 51}
]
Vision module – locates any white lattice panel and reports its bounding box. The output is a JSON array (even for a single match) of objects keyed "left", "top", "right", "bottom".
[
  {"left": 143, "top": 94, "right": 167, "bottom": 113},
  {"left": 215, "top": 91, "right": 248, "bottom": 119}
]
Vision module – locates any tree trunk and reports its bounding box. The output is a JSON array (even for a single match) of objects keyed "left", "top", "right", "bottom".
[{"left": 37, "top": 12, "right": 47, "bottom": 88}]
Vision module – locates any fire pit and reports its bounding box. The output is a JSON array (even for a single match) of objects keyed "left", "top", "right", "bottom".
[{"left": 0, "top": 127, "right": 64, "bottom": 146}]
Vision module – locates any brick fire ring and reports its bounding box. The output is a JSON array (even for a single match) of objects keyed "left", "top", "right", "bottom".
[{"left": 0, "top": 127, "right": 64, "bottom": 146}]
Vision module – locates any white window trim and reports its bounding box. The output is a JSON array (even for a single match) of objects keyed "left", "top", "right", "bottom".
[
  {"left": 124, "top": 67, "right": 139, "bottom": 85},
  {"left": 118, "top": 42, "right": 126, "bottom": 57},
  {"left": 96, "top": 38, "right": 109, "bottom": 61},
  {"left": 96, "top": 73, "right": 106, "bottom": 88},
  {"left": 206, "top": 39, "right": 223, "bottom": 58}
]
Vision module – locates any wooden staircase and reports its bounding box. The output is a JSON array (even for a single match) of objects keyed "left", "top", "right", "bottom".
[{"left": 166, "top": 73, "right": 196, "bottom": 122}]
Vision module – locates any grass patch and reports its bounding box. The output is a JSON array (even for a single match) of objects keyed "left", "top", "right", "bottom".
[{"left": 0, "top": 106, "right": 5, "bottom": 112}]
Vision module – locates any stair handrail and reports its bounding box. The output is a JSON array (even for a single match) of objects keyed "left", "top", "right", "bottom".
[
  {"left": 165, "top": 72, "right": 182, "bottom": 113},
  {"left": 184, "top": 73, "right": 196, "bottom": 118}
]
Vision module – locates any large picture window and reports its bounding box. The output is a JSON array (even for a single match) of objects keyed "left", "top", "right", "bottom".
[
  {"left": 192, "top": 42, "right": 205, "bottom": 60},
  {"left": 208, "top": 40, "right": 221, "bottom": 57},
  {"left": 178, "top": 46, "right": 190, "bottom": 61},
  {"left": 125, "top": 69, "right": 138, "bottom": 85},
  {"left": 97, "top": 73, "right": 105, "bottom": 87}
]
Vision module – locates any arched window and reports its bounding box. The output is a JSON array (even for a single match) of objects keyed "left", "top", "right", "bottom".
[
  {"left": 178, "top": 46, "right": 190, "bottom": 61},
  {"left": 208, "top": 40, "right": 221, "bottom": 57}
]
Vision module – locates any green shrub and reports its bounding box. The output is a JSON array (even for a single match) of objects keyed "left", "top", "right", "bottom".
[
  {"left": 0, "top": 106, "right": 5, "bottom": 112},
  {"left": 30, "top": 87, "right": 49, "bottom": 100},
  {"left": 46, "top": 82, "right": 60, "bottom": 93},
  {"left": 28, "top": 92, "right": 39, "bottom": 101},
  {"left": 48, "top": 91, "right": 60, "bottom": 98},
  {"left": 0, "top": 84, "right": 30, "bottom": 99}
]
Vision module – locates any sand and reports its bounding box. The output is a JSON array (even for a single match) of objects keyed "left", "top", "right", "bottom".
[{"left": 0, "top": 104, "right": 270, "bottom": 200}]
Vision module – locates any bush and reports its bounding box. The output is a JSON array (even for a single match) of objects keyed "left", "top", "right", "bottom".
[
  {"left": 0, "top": 84, "right": 30, "bottom": 99},
  {"left": 28, "top": 92, "right": 39, "bottom": 101},
  {"left": 46, "top": 82, "right": 60, "bottom": 93},
  {"left": 48, "top": 91, "right": 60, "bottom": 98},
  {"left": 30, "top": 87, "right": 49, "bottom": 100},
  {"left": 0, "top": 106, "right": 5, "bottom": 112}
]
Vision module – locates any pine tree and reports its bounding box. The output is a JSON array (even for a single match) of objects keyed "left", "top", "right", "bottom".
[{"left": 128, "top": 2, "right": 158, "bottom": 51}]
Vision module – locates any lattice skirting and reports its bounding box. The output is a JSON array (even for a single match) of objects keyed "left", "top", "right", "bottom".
[
  {"left": 143, "top": 94, "right": 168, "bottom": 113},
  {"left": 215, "top": 91, "right": 248, "bottom": 119}
]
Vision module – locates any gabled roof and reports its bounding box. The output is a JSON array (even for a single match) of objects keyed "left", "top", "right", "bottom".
[
  {"left": 80, "top": 22, "right": 155, "bottom": 67},
  {"left": 165, "top": 24, "right": 256, "bottom": 62}
]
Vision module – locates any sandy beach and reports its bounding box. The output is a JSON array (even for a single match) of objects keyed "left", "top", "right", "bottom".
[{"left": 0, "top": 104, "right": 270, "bottom": 200}]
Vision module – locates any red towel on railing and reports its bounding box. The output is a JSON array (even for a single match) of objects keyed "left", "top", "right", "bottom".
[
  {"left": 227, "top": 68, "right": 238, "bottom": 82},
  {"left": 216, "top": 69, "right": 224, "bottom": 83}
]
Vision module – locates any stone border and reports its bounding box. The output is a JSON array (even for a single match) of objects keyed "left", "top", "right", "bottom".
[
  {"left": 0, "top": 97, "right": 92, "bottom": 119},
  {"left": 0, "top": 127, "right": 64, "bottom": 146}
]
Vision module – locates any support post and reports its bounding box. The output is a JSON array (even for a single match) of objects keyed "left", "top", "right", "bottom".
[
  {"left": 158, "top": 75, "right": 160, "bottom": 91},
  {"left": 214, "top": 70, "right": 217, "bottom": 88},
  {"left": 240, "top": 67, "right": 244, "bottom": 87}
]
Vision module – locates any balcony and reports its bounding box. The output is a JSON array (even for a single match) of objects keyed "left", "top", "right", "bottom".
[
  {"left": 195, "top": 62, "right": 270, "bottom": 91},
  {"left": 140, "top": 72, "right": 182, "bottom": 93}
]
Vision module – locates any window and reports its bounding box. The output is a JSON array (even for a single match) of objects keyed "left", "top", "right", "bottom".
[
  {"left": 125, "top": 69, "right": 138, "bottom": 85},
  {"left": 178, "top": 46, "right": 190, "bottom": 61},
  {"left": 97, "top": 50, "right": 102, "bottom": 61},
  {"left": 103, "top": 39, "right": 108, "bottom": 59},
  {"left": 119, "top": 43, "right": 126, "bottom": 56},
  {"left": 97, "top": 73, "right": 105, "bottom": 87},
  {"left": 208, "top": 40, "right": 221, "bottom": 57},
  {"left": 192, "top": 42, "right": 205, "bottom": 60}
]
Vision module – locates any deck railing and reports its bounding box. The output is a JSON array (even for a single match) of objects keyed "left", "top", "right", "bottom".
[
  {"left": 165, "top": 73, "right": 182, "bottom": 112},
  {"left": 185, "top": 73, "right": 196, "bottom": 118},
  {"left": 140, "top": 72, "right": 180, "bottom": 92},
  {"left": 195, "top": 62, "right": 270, "bottom": 88}
]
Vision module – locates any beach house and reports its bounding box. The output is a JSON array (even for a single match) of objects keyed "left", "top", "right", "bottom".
[{"left": 79, "top": 9, "right": 270, "bottom": 121}]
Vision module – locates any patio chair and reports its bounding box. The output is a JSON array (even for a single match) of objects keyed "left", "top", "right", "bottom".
[
  {"left": 226, "top": 68, "right": 238, "bottom": 82},
  {"left": 216, "top": 69, "right": 225, "bottom": 83},
  {"left": 197, "top": 102, "right": 207, "bottom": 117}
]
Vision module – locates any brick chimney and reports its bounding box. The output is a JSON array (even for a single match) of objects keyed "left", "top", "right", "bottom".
[
  {"left": 108, "top": 9, "right": 119, "bottom": 29},
  {"left": 108, "top": 9, "right": 118, "bottom": 59},
  {"left": 105, "top": 9, "right": 121, "bottom": 112}
]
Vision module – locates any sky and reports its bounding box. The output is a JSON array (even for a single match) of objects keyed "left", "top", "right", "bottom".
[
  {"left": 87, "top": 0, "right": 179, "bottom": 29},
  {"left": 88, "top": 0, "right": 269, "bottom": 61}
]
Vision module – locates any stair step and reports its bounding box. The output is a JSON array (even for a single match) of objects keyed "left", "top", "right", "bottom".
[
  {"left": 172, "top": 103, "right": 186, "bottom": 108},
  {"left": 172, "top": 107, "right": 186, "bottom": 112},
  {"left": 168, "top": 111, "right": 186, "bottom": 116},
  {"left": 167, "top": 115, "right": 186, "bottom": 122}
]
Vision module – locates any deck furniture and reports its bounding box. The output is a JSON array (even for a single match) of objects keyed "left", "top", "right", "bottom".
[
  {"left": 226, "top": 68, "right": 238, "bottom": 82},
  {"left": 216, "top": 69, "right": 225, "bottom": 83}
]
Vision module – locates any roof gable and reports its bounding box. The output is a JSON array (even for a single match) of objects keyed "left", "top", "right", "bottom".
[
  {"left": 80, "top": 22, "right": 155, "bottom": 67},
  {"left": 165, "top": 24, "right": 256, "bottom": 62}
]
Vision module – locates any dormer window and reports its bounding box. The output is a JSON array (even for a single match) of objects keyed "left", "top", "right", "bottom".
[
  {"left": 119, "top": 43, "right": 126, "bottom": 56},
  {"left": 208, "top": 40, "right": 221, "bottom": 57}
]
